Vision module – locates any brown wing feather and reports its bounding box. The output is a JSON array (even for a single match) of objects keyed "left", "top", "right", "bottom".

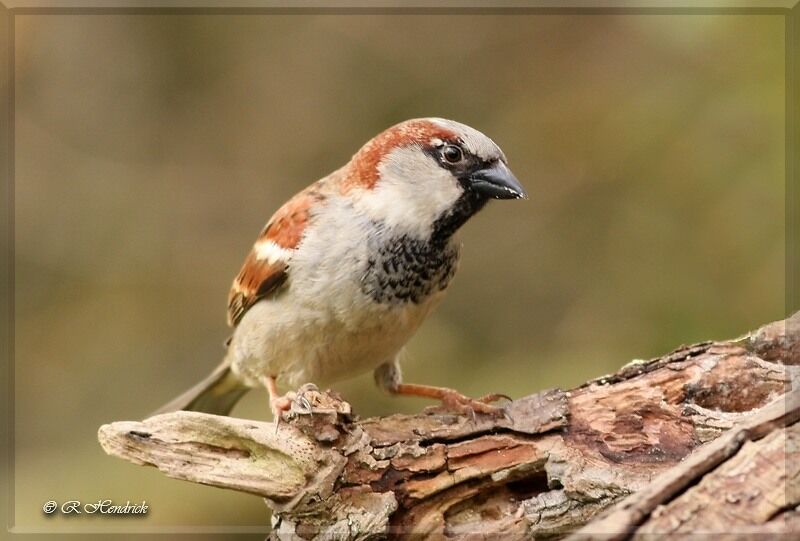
[
  {"left": 227, "top": 254, "right": 288, "bottom": 327},
  {"left": 226, "top": 183, "right": 326, "bottom": 327}
]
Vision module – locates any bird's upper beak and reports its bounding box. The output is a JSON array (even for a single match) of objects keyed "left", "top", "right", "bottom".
[{"left": 468, "top": 161, "right": 527, "bottom": 200}]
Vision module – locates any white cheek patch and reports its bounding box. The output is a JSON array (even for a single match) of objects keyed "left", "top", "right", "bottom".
[
  {"left": 253, "top": 239, "right": 294, "bottom": 264},
  {"left": 354, "top": 146, "right": 463, "bottom": 237}
]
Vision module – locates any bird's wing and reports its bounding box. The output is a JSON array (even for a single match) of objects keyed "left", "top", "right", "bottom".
[{"left": 227, "top": 182, "right": 327, "bottom": 327}]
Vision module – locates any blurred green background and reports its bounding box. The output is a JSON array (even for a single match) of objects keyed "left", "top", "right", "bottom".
[{"left": 11, "top": 12, "right": 785, "bottom": 533}]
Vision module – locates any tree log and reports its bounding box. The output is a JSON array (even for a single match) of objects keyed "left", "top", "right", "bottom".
[{"left": 98, "top": 313, "right": 799, "bottom": 539}]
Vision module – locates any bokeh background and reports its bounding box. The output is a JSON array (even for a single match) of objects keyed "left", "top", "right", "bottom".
[{"left": 10, "top": 12, "right": 786, "bottom": 533}]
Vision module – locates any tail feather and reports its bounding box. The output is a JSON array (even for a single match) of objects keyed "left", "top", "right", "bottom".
[{"left": 151, "top": 360, "right": 249, "bottom": 417}]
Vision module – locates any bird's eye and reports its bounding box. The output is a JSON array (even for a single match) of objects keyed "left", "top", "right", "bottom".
[{"left": 442, "top": 145, "right": 463, "bottom": 164}]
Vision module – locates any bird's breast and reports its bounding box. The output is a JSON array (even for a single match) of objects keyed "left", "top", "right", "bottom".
[{"left": 360, "top": 233, "right": 460, "bottom": 305}]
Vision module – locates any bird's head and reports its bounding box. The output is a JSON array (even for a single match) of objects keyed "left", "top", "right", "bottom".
[{"left": 344, "top": 118, "right": 526, "bottom": 240}]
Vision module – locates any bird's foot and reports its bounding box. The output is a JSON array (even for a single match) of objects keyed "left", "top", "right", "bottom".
[
  {"left": 270, "top": 391, "right": 295, "bottom": 420},
  {"left": 289, "top": 383, "right": 318, "bottom": 416},
  {"left": 274, "top": 384, "right": 326, "bottom": 419},
  {"left": 437, "top": 389, "right": 510, "bottom": 417},
  {"left": 270, "top": 389, "right": 316, "bottom": 418},
  {"left": 391, "top": 382, "right": 511, "bottom": 418}
]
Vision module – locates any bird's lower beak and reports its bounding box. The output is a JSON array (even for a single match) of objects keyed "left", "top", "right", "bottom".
[{"left": 469, "top": 162, "right": 527, "bottom": 200}]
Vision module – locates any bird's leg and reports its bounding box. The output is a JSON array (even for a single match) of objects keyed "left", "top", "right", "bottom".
[
  {"left": 260, "top": 375, "right": 294, "bottom": 420},
  {"left": 374, "top": 361, "right": 507, "bottom": 416}
]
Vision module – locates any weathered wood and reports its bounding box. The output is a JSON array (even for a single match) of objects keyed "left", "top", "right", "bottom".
[
  {"left": 98, "top": 313, "right": 799, "bottom": 539},
  {"left": 636, "top": 420, "right": 799, "bottom": 536},
  {"left": 97, "top": 412, "right": 347, "bottom": 508},
  {"left": 568, "top": 393, "right": 800, "bottom": 540}
]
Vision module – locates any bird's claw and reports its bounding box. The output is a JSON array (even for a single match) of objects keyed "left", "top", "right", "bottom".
[
  {"left": 476, "top": 392, "right": 513, "bottom": 404},
  {"left": 293, "top": 394, "right": 314, "bottom": 416}
]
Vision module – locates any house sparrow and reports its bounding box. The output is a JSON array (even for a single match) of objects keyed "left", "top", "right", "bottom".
[{"left": 155, "top": 118, "right": 526, "bottom": 419}]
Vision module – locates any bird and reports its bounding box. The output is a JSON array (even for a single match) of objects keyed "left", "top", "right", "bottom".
[{"left": 154, "top": 118, "right": 526, "bottom": 419}]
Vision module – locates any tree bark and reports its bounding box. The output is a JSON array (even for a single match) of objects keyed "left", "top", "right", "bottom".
[{"left": 98, "top": 313, "right": 799, "bottom": 539}]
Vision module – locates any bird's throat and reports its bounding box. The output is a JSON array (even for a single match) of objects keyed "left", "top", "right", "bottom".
[{"left": 431, "top": 191, "right": 488, "bottom": 247}]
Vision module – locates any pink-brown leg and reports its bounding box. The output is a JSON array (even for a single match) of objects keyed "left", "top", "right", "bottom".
[
  {"left": 261, "top": 375, "right": 294, "bottom": 420},
  {"left": 393, "top": 383, "right": 506, "bottom": 416},
  {"left": 374, "top": 361, "right": 508, "bottom": 417}
]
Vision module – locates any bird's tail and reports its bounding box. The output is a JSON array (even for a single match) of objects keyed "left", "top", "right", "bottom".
[{"left": 151, "top": 359, "right": 250, "bottom": 417}]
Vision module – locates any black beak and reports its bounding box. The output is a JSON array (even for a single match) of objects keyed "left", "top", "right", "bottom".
[{"left": 469, "top": 162, "right": 527, "bottom": 200}]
